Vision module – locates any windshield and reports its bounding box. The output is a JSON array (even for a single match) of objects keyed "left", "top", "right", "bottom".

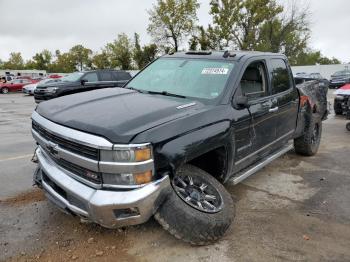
[
  {"left": 126, "top": 58, "right": 235, "bottom": 100},
  {"left": 334, "top": 70, "right": 350, "bottom": 76},
  {"left": 39, "top": 79, "right": 55, "bottom": 84},
  {"left": 61, "top": 72, "right": 84, "bottom": 82}
]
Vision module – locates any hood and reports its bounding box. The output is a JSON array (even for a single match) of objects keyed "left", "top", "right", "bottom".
[
  {"left": 24, "top": 83, "right": 37, "bottom": 89},
  {"left": 37, "top": 80, "right": 78, "bottom": 89},
  {"left": 36, "top": 88, "right": 203, "bottom": 143},
  {"left": 331, "top": 74, "right": 350, "bottom": 81}
]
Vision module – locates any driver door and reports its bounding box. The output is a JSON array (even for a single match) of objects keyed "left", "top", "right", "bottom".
[{"left": 233, "top": 59, "right": 278, "bottom": 170}]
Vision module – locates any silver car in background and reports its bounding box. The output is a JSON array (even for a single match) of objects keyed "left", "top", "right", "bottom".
[{"left": 23, "top": 78, "right": 62, "bottom": 95}]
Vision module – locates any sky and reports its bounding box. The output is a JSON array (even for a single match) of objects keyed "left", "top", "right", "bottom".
[{"left": 0, "top": 0, "right": 349, "bottom": 62}]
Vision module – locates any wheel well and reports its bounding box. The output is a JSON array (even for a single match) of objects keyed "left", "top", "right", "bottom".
[{"left": 188, "top": 146, "right": 228, "bottom": 182}]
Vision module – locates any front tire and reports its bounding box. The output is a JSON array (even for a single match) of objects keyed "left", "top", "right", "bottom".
[
  {"left": 294, "top": 117, "right": 322, "bottom": 156},
  {"left": 155, "top": 164, "right": 235, "bottom": 245},
  {"left": 346, "top": 123, "right": 350, "bottom": 131},
  {"left": 1, "top": 87, "right": 9, "bottom": 94}
]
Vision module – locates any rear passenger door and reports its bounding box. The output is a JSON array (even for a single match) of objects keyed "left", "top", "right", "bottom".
[
  {"left": 113, "top": 71, "right": 131, "bottom": 87},
  {"left": 268, "top": 59, "right": 299, "bottom": 140},
  {"left": 98, "top": 71, "right": 116, "bottom": 89}
]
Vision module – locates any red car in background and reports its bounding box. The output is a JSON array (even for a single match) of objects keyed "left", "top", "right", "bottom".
[{"left": 0, "top": 78, "right": 38, "bottom": 94}]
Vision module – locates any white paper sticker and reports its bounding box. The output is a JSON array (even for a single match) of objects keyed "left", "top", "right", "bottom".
[{"left": 201, "top": 68, "right": 229, "bottom": 75}]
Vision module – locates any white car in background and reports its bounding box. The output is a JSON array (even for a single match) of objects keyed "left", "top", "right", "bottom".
[{"left": 23, "top": 78, "right": 61, "bottom": 95}]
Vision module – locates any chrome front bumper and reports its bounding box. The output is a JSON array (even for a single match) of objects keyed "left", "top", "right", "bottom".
[{"left": 35, "top": 147, "right": 171, "bottom": 228}]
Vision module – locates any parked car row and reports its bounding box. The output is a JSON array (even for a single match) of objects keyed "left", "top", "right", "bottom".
[
  {"left": 33, "top": 70, "right": 131, "bottom": 103},
  {"left": 1, "top": 70, "right": 132, "bottom": 103},
  {"left": 329, "top": 70, "right": 350, "bottom": 89},
  {"left": 0, "top": 78, "right": 39, "bottom": 94}
]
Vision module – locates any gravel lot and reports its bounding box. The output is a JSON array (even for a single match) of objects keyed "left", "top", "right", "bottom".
[{"left": 1, "top": 93, "right": 350, "bottom": 262}]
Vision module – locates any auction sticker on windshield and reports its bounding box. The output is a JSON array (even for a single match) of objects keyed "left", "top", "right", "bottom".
[{"left": 201, "top": 68, "right": 229, "bottom": 75}]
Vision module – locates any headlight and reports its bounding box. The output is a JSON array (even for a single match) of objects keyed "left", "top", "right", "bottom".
[
  {"left": 100, "top": 144, "right": 152, "bottom": 162},
  {"left": 335, "top": 95, "right": 344, "bottom": 100},
  {"left": 45, "top": 87, "right": 58, "bottom": 93},
  {"left": 103, "top": 171, "right": 153, "bottom": 186},
  {"left": 100, "top": 144, "right": 154, "bottom": 186}
]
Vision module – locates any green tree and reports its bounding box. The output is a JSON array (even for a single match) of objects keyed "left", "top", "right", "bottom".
[
  {"left": 147, "top": 0, "right": 200, "bottom": 52},
  {"left": 49, "top": 52, "right": 76, "bottom": 73},
  {"left": 91, "top": 51, "right": 111, "bottom": 69},
  {"left": 133, "top": 33, "right": 158, "bottom": 69},
  {"left": 69, "top": 45, "right": 92, "bottom": 71},
  {"left": 24, "top": 59, "right": 36, "bottom": 69},
  {"left": 105, "top": 33, "right": 133, "bottom": 70},
  {"left": 31, "top": 49, "right": 53, "bottom": 70},
  {"left": 293, "top": 50, "right": 341, "bottom": 66},
  {"left": 210, "top": 0, "right": 283, "bottom": 50},
  {"left": 255, "top": 2, "right": 310, "bottom": 64},
  {"left": 3, "top": 52, "right": 24, "bottom": 69},
  {"left": 188, "top": 25, "right": 221, "bottom": 50}
]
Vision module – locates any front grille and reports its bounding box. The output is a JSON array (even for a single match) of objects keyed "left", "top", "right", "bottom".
[
  {"left": 33, "top": 120, "right": 99, "bottom": 160},
  {"left": 43, "top": 148, "right": 102, "bottom": 184}
]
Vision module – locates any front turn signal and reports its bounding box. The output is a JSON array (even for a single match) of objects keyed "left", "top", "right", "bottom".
[{"left": 133, "top": 170, "right": 153, "bottom": 184}]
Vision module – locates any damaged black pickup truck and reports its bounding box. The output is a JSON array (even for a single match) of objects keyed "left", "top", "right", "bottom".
[{"left": 32, "top": 51, "right": 328, "bottom": 245}]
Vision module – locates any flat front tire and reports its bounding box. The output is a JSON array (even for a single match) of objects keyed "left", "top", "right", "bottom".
[{"left": 155, "top": 164, "right": 235, "bottom": 245}]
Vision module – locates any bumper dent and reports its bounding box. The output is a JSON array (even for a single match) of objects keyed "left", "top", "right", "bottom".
[{"left": 36, "top": 148, "right": 171, "bottom": 228}]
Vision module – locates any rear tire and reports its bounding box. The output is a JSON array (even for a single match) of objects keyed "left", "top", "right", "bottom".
[
  {"left": 334, "top": 101, "right": 343, "bottom": 115},
  {"left": 294, "top": 117, "right": 322, "bottom": 156},
  {"left": 155, "top": 164, "right": 235, "bottom": 245},
  {"left": 1, "top": 87, "right": 9, "bottom": 94}
]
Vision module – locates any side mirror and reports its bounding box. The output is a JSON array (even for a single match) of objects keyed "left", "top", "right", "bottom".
[
  {"left": 81, "top": 79, "right": 87, "bottom": 85},
  {"left": 236, "top": 96, "right": 249, "bottom": 108}
]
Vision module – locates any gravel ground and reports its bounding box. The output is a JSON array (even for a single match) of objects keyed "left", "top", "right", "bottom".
[{"left": 0, "top": 92, "right": 349, "bottom": 262}]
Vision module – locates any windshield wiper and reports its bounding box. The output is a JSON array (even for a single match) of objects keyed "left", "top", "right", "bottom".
[
  {"left": 124, "top": 86, "right": 145, "bottom": 93},
  {"left": 146, "top": 90, "right": 187, "bottom": 99}
]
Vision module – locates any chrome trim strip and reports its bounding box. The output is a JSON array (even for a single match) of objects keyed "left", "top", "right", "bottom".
[
  {"left": 33, "top": 129, "right": 154, "bottom": 174},
  {"left": 232, "top": 143, "right": 293, "bottom": 185},
  {"left": 176, "top": 102, "right": 196, "bottom": 109},
  {"left": 235, "top": 130, "right": 294, "bottom": 165},
  {"left": 113, "top": 143, "right": 151, "bottom": 149},
  {"left": 32, "top": 111, "right": 113, "bottom": 150},
  {"left": 99, "top": 159, "right": 154, "bottom": 174},
  {"left": 36, "top": 147, "right": 172, "bottom": 228},
  {"left": 40, "top": 147, "right": 102, "bottom": 189},
  {"left": 32, "top": 130, "right": 99, "bottom": 172}
]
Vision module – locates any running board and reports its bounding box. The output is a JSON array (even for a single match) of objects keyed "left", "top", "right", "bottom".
[{"left": 231, "top": 143, "right": 294, "bottom": 185}]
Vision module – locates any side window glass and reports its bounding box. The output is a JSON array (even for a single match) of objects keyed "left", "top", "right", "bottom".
[
  {"left": 240, "top": 61, "right": 268, "bottom": 99},
  {"left": 271, "top": 59, "right": 291, "bottom": 94},
  {"left": 82, "top": 73, "right": 98, "bottom": 82},
  {"left": 100, "top": 72, "right": 113, "bottom": 81},
  {"left": 115, "top": 72, "right": 131, "bottom": 80}
]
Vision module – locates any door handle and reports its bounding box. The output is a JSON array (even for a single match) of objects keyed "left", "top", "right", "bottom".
[{"left": 269, "top": 106, "right": 279, "bottom": 113}]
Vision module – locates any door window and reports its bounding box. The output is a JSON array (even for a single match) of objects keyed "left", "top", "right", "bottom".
[
  {"left": 240, "top": 61, "right": 268, "bottom": 99},
  {"left": 114, "top": 71, "right": 131, "bottom": 81},
  {"left": 271, "top": 59, "right": 292, "bottom": 94},
  {"left": 82, "top": 72, "right": 98, "bottom": 82},
  {"left": 100, "top": 71, "right": 114, "bottom": 81}
]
